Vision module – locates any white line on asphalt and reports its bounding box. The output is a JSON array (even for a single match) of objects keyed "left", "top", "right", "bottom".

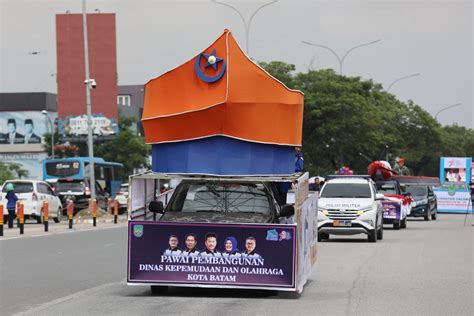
[
  {"left": 16, "top": 279, "right": 127, "bottom": 316},
  {"left": 0, "top": 224, "right": 126, "bottom": 241}
]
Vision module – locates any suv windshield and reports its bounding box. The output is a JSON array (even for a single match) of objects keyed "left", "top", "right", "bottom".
[
  {"left": 168, "top": 181, "right": 271, "bottom": 214},
  {"left": 2, "top": 182, "right": 34, "bottom": 193},
  {"left": 55, "top": 181, "right": 85, "bottom": 192},
  {"left": 119, "top": 185, "right": 128, "bottom": 193},
  {"left": 376, "top": 183, "right": 397, "bottom": 194},
  {"left": 320, "top": 183, "right": 371, "bottom": 198},
  {"left": 403, "top": 186, "right": 428, "bottom": 196}
]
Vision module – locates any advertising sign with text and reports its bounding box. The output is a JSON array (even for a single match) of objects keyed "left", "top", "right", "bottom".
[{"left": 128, "top": 222, "right": 297, "bottom": 290}]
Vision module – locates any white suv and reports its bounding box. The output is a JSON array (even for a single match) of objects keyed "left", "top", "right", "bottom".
[
  {"left": 317, "top": 176, "right": 384, "bottom": 242},
  {"left": 1, "top": 180, "right": 63, "bottom": 223}
]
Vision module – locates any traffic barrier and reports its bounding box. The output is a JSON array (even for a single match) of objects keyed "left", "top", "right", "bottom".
[
  {"left": 0, "top": 204, "right": 3, "bottom": 237},
  {"left": 113, "top": 199, "right": 118, "bottom": 224},
  {"left": 67, "top": 199, "right": 74, "bottom": 229},
  {"left": 43, "top": 200, "right": 49, "bottom": 232},
  {"left": 91, "top": 199, "right": 97, "bottom": 227},
  {"left": 107, "top": 198, "right": 112, "bottom": 215},
  {"left": 17, "top": 201, "right": 24, "bottom": 235}
]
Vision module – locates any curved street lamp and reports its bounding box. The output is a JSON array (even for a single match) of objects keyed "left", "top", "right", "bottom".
[
  {"left": 41, "top": 110, "right": 54, "bottom": 159},
  {"left": 387, "top": 73, "right": 420, "bottom": 91},
  {"left": 211, "top": 0, "right": 278, "bottom": 56},
  {"left": 435, "top": 103, "right": 462, "bottom": 120},
  {"left": 301, "top": 39, "right": 381, "bottom": 75}
]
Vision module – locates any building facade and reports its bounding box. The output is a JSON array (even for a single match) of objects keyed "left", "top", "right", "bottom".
[
  {"left": 56, "top": 13, "right": 118, "bottom": 137},
  {"left": 117, "top": 85, "right": 144, "bottom": 135},
  {"left": 0, "top": 92, "right": 57, "bottom": 180}
]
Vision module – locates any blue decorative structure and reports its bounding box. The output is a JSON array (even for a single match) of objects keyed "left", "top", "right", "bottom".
[{"left": 151, "top": 136, "right": 294, "bottom": 175}]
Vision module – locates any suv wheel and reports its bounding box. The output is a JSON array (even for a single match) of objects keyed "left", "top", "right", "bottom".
[
  {"left": 368, "top": 221, "right": 377, "bottom": 242},
  {"left": 377, "top": 223, "right": 383, "bottom": 240},
  {"left": 54, "top": 208, "right": 62, "bottom": 223},
  {"left": 431, "top": 207, "right": 437, "bottom": 220},
  {"left": 36, "top": 210, "right": 43, "bottom": 224},
  {"left": 400, "top": 218, "right": 407, "bottom": 229},
  {"left": 393, "top": 221, "right": 400, "bottom": 230},
  {"left": 424, "top": 209, "right": 430, "bottom": 221},
  {"left": 318, "top": 233, "right": 329, "bottom": 242}
]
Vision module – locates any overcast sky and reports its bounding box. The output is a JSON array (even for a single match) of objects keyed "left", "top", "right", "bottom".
[{"left": 1, "top": 0, "right": 472, "bottom": 127}]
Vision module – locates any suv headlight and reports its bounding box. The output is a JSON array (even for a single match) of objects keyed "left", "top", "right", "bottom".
[
  {"left": 415, "top": 199, "right": 428, "bottom": 206},
  {"left": 319, "top": 209, "right": 328, "bottom": 215},
  {"left": 357, "top": 206, "right": 373, "bottom": 214}
]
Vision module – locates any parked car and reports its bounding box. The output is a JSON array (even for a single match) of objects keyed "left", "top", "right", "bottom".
[
  {"left": 115, "top": 183, "right": 128, "bottom": 214},
  {"left": 1, "top": 180, "right": 63, "bottom": 223},
  {"left": 403, "top": 185, "right": 437, "bottom": 220},
  {"left": 54, "top": 178, "right": 109, "bottom": 214},
  {"left": 317, "top": 176, "right": 384, "bottom": 242}
]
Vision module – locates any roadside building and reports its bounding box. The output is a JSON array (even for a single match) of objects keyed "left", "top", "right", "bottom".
[
  {"left": 0, "top": 92, "right": 57, "bottom": 180},
  {"left": 117, "top": 85, "right": 144, "bottom": 135}
]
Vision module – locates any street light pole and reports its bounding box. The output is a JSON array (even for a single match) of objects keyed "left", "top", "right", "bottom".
[
  {"left": 41, "top": 110, "right": 54, "bottom": 159},
  {"left": 301, "top": 39, "right": 381, "bottom": 75},
  {"left": 435, "top": 103, "right": 462, "bottom": 120},
  {"left": 83, "top": 0, "right": 96, "bottom": 203},
  {"left": 387, "top": 73, "right": 420, "bottom": 91},
  {"left": 211, "top": 0, "right": 278, "bottom": 56}
]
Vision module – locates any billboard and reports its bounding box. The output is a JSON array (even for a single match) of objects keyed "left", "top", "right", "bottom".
[
  {"left": 0, "top": 111, "right": 56, "bottom": 146},
  {"left": 59, "top": 114, "right": 118, "bottom": 136},
  {"left": 128, "top": 222, "right": 297, "bottom": 289}
]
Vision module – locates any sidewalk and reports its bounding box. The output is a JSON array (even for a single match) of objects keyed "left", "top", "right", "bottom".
[{"left": 0, "top": 216, "right": 128, "bottom": 240}]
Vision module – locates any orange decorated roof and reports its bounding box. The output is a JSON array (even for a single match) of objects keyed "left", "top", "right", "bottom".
[{"left": 142, "top": 29, "right": 304, "bottom": 146}]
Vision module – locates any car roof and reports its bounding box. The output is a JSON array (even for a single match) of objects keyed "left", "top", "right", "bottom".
[
  {"left": 325, "top": 178, "right": 371, "bottom": 184},
  {"left": 5, "top": 180, "right": 46, "bottom": 184}
]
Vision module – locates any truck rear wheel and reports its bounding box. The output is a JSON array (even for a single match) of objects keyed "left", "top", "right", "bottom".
[
  {"left": 393, "top": 221, "right": 400, "bottom": 230},
  {"left": 150, "top": 285, "right": 168, "bottom": 295},
  {"left": 400, "top": 218, "right": 407, "bottom": 229}
]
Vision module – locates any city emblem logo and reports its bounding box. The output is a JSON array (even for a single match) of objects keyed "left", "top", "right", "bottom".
[
  {"left": 133, "top": 224, "right": 144, "bottom": 238},
  {"left": 447, "top": 185, "right": 456, "bottom": 196},
  {"left": 194, "top": 49, "right": 226, "bottom": 83}
]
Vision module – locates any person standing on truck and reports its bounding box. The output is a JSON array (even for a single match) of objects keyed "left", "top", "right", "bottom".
[
  {"left": 182, "top": 233, "right": 200, "bottom": 256},
  {"left": 295, "top": 146, "right": 304, "bottom": 172},
  {"left": 163, "top": 235, "right": 182, "bottom": 256},
  {"left": 393, "top": 157, "right": 410, "bottom": 175},
  {"left": 5, "top": 183, "right": 18, "bottom": 228}
]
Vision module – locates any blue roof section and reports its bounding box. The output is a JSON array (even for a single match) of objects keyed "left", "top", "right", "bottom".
[
  {"left": 151, "top": 136, "right": 294, "bottom": 176},
  {"left": 44, "top": 157, "right": 123, "bottom": 166}
]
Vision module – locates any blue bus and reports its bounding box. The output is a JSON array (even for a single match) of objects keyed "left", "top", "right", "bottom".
[{"left": 43, "top": 157, "right": 124, "bottom": 197}]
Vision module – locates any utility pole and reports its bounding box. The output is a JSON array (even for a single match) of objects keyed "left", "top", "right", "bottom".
[{"left": 82, "top": 0, "right": 96, "bottom": 204}]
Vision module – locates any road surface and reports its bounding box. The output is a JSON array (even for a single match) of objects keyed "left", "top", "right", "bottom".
[{"left": 0, "top": 214, "right": 472, "bottom": 315}]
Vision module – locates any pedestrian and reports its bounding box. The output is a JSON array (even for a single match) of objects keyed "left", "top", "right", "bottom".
[
  {"left": 5, "top": 183, "right": 18, "bottom": 228},
  {"left": 393, "top": 157, "right": 410, "bottom": 175},
  {"left": 295, "top": 146, "right": 304, "bottom": 172}
]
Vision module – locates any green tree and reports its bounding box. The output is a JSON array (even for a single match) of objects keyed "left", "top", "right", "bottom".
[
  {"left": 94, "top": 116, "right": 150, "bottom": 176},
  {"left": 259, "top": 61, "right": 473, "bottom": 176},
  {"left": 0, "top": 162, "right": 29, "bottom": 184}
]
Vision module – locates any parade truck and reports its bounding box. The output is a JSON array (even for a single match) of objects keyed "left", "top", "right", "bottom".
[{"left": 126, "top": 29, "right": 317, "bottom": 294}]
